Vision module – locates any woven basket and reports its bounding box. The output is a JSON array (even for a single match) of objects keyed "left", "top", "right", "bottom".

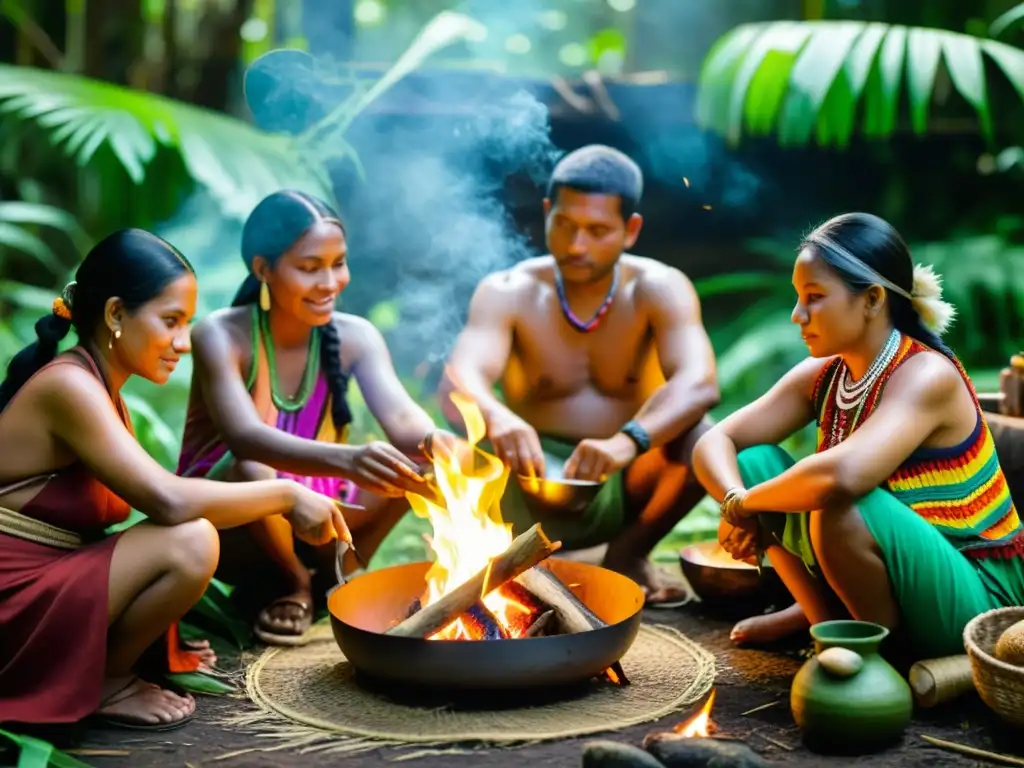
[{"left": 963, "top": 606, "right": 1024, "bottom": 727}]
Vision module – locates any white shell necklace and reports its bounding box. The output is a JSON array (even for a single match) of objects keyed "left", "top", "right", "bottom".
[{"left": 835, "top": 328, "right": 902, "bottom": 411}]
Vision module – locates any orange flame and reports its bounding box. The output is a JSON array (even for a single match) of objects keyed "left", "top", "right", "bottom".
[
  {"left": 673, "top": 690, "right": 716, "bottom": 738},
  {"left": 407, "top": 392, "right": 535, "bottom": 640}
]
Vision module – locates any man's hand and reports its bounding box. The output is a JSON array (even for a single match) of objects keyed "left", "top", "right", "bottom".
[
  {"left": 718, "top": 517, "right": 759, "bottom": 566},
  {"left": 488, "top": 410, "right": 546, "bottom": 477},
  {"left": 564, "top": 433, "right": 638, "bottom": 482}
]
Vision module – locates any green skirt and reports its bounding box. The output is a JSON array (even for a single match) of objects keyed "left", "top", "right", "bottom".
[
  {"left": 490, "top": 436, "right": 633, "bottom": 551},
  {"left": 738, "top": 444, "right": 1024, "bottom": 658}
]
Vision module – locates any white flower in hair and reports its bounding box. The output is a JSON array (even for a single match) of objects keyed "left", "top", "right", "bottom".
[{"left": 911, "top": 263, "right": 956, "bottom": 336}]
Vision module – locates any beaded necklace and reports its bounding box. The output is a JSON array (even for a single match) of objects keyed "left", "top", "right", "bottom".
[
  {"left": 554, "top": 264, "right": 619, "bottom": 334},
  {"left": 257, "top": 308, "right": 321, "bottom": 412},
  {"left": 824, "top": 328, "right": 901, "bottom": 448}
]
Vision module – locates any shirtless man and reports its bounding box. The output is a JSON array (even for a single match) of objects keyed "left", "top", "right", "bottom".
[{"left": 438, "top": 145, "right": 719, "bottom": 603}]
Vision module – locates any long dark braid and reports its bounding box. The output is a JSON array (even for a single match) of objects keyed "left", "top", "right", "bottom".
[{"left": 235, "top": 190, "right": 353, "bottom": 432}]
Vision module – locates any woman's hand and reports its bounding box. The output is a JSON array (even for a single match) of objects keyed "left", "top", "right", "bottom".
[
  {"left": 343, "top": 442, "right": 427, "bottom": 497},
  {"left": 718, "top": 517, "right": 759, "bottom": 566},
  {"left": 720, "top": 486, "right": 750, "bottom": 525},
  {"left": 419, "top": 429, "right": 460, "bottom": 463},
  {"left": 285, "top": 484, "right": 352, "bottom": 546}
]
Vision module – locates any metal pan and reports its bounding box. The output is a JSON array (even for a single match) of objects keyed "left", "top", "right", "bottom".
[{"left": 327, "top": 558, "right": 643, "bottom": 691}]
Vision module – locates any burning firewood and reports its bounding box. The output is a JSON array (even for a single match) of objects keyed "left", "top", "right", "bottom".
[
  {"left": 515, "top": 566, "right": 631, "bottom": 684},
  {"left": 524, "top": 609, "right": 556, "bottom": 637},
  {"left": 463, "top": 603, "right": 508, "bottom": 640},
  {"left": 516, "top": 566, "right": 605, "bottom": 633},
  {"left": 385, "top": 524, "right": 560, "bottom": 638}
]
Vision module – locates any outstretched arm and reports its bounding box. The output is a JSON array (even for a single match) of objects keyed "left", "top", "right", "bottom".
[
  {"left": 692, "top": 356, "right": 822, "bottom": 501},
  {"left": 740, "top": 353, "right": 960, "bottom": 514},
  {"left": 628, "top": 269, "right": 719, "bottom": 447},
  {"left": 190, "top": 314, "right": 424, "bottom": 496},
  {"left": 190, "top": 315, "right": 353, "bottom": 476},
  {"left": 42, "top": 366, "right": 300, "bottom": 528},
  {"left": 439, "top": 272, "right": 546, "bottom": 476},
  {"left": 347, "top": 316, "right": 436, "bottom": 457},
  {"left": 438, "top": 273, "right": 518, "bottom": 431}
]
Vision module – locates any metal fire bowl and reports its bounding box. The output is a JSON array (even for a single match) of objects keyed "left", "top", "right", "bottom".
[{"left": 327, "top": 559, "right": 644, "bottom": 691}]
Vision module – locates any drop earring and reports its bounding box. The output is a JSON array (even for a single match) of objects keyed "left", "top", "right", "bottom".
[
  {"left": 260, "top": 281, "right": 271, "bottom": 312},
  {"left": 109, "top": 329, "right": 121, "bottom": 350}
]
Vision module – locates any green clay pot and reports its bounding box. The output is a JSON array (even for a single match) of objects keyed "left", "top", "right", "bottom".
[{"left": 791, "top": 620, "right": 913, "bottom": 754}]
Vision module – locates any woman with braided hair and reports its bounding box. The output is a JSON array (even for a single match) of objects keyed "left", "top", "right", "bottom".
[
  {"left": 692, "top": 212, "right": 1024, "bottom": 659},
  {"left": 179, "top": 190, "right": 440, "bottom": 646},
  {"left": 0, "top": 229, "right": 347, "bottom": 728}
]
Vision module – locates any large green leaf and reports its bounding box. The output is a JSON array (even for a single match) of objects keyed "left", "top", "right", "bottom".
[
  {"left": 698, "top": 21, "right": 1024, "bottom": 146},
  {"left": 0, "top": 64, "right": 333, "bottom": 220},
  {"left": 0, "top": 201, "right": 87, "bottom": 275}
]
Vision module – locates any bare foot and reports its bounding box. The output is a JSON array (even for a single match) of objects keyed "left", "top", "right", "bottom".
[
  {"left": 98, "top": 677, "right": 195, "bottom": 727},
  {"left": 730, "top": 603, "right": 809, "bottom": 646},
  {"left": 182, "top": 639, "right": 218, "bottom": 672},
  {"left": 254, "top": 589, "right": 314, "bottom": 644},
  {"left": 604, "top": 555, "right": 694, "bottom": 607}
]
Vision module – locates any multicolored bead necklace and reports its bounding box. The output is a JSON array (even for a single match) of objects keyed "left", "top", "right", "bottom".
[
  {"left": 826, "top": 328, "right": 901, "bottom": 448},
  {"left": 554, "top": 264, "right": 620, "bottom": 334}
]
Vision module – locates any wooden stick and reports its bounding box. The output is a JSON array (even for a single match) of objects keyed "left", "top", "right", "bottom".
[
  {"left": 920, "top": 735, "right": 1024, "bottom": 766},
  {"left": 386, "top": 524, "right": 560, "bottom": 638},
  {"left": 741, "top": 700, "right": 780, "bottom": 716},
  {"left": 524, "top": 609, "right": 556, "bottom": 637},
  {"left": 515, "top": 565, "right": 604, "bottom": 634},
  {"left": 515, "top": 565, "right": 630, "bottom": 684}
]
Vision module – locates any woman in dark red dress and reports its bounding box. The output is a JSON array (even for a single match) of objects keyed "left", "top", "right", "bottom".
[{"left": 0, "top": 229, "right": 349, "bottom": 729}]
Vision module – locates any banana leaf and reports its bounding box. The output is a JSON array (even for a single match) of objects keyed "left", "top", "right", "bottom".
[{"left": 698, "top": 21, "right": 1024, "bottom": 147}]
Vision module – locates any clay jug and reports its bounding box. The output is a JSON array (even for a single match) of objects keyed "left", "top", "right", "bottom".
[{"left": 791, "top": 620, "right": 912, "bottom": 753}]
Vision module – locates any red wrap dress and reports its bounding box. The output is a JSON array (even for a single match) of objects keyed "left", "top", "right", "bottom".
[{"left": 0, "top": 347, "right": 197, "bottom": 725}]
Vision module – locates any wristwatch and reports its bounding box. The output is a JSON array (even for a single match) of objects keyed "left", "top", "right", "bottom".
[{"left": 619, "top": 420, "right": 651, "bottom": 453}]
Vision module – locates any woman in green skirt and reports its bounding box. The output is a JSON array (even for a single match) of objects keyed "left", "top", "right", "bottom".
[{"left": 692, "top": 212, "right": 1024, "bottom": 659}]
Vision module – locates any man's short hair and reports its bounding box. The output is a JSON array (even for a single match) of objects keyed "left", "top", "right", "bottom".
[{"left": 546, "top": 144, "right": 644, "bottom": 220}]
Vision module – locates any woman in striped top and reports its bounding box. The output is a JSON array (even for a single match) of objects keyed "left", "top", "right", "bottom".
[{"left": 692, "top": 212, "right": 1024, "bottom": 658}]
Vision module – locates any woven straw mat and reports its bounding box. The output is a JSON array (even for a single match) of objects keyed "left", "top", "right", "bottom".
[{"left": 239, "top": 621, "right": 716, "bottom": 746}]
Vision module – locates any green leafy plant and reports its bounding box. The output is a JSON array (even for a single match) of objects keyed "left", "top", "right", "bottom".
[
  {"left": 697, "top": 18, "right": 1024, "bottom": 147},
  {"left": 0, "top": 729, "right": 94, "bottom": 768},
  {"left": 0, "top": 62, "right": 332, "bottom": 222}
]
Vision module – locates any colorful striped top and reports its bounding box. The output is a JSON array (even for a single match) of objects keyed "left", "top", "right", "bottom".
[{"left": 813, "top": 334, "right": 1024, "bottom": 560}]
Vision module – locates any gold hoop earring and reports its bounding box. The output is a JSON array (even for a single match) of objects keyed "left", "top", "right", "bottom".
[{"left": 259, "top": 281, "right": 271, "bottom": 312}]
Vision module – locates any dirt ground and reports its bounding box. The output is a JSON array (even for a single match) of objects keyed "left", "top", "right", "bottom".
[{"left": 15, "top": 602, "right": 1022, "bottom": 768}]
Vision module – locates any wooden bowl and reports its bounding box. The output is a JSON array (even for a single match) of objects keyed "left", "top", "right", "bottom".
[{"left": 679, "top": 540, "right": 791, "bottom": 617}]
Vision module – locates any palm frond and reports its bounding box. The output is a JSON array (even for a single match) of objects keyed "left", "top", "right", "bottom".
[
  {"left": 990, "top": 2, "right": 1024, "bottom": 40},
  {"left": 0, "top": 64, "right": 333, "bottom": 220},
  {"left": 0, "top": 201, "right": 87, "bottom": 274},
  {"left": 697, "top": 21, "right": 1024, "bottom": 147}
]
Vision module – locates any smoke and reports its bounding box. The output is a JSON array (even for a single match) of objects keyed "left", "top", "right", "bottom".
[
  {"left": 341, "top": 87, "right": 560, "bottom": 367},
  {"left": 246, "top": 2, "right": 564, "bottom": 371}
]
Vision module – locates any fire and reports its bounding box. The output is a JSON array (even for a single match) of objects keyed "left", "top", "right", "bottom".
[
  {"left": 407, "top": 391, "right": 534, "bottom": 640},
  {"left": 673, "top": 690, "right": 716, "bottom": 738}
]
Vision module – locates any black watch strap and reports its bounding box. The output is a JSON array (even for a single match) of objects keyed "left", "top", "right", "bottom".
[{"left": 620, "top": 420, "right": 651, "bottom": 453}]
